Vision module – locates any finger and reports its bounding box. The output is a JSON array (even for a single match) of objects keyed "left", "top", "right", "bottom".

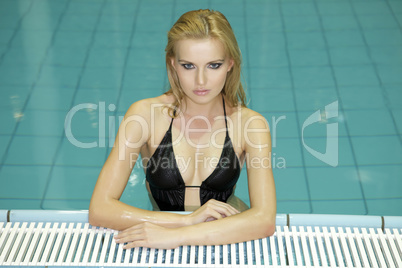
[
  {"left": 207, "top": 209, "right": 223, "bottom": 221},
  {"left": 205, "top": 216, "right": 216, "bottom": 222},
  {"left": 206, "top": 199, "right": 240, "bottom": 215},
  {"left": 208, "top": 202, "right": 239, "bottom": 217},
  {"left": 200, "top": 201, "right": 233, "bottom": 218},
  {"left": 218, "top": 201, "right": 240, "bottom": 214},
  {"left": 115, "top": 230, "right": 143, "bottom": 243},
  {"left": 115, "top": 224, "right": 144, "bottom": 239},
  {"left": 123, "top": 239, "right": 146, "bottom": 249},
  {"left": 116, "top": 234, "right": 145, "bottom": 245},
  {"left": 217, "top": 203, "right": 240, "bottom": 215}
]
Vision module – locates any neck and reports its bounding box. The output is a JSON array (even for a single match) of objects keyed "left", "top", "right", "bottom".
[{"left": 180, "top": 94, "right": 223, "bottom": 118}]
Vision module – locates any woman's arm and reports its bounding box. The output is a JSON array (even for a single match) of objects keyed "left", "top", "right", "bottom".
[
  {"left": 116, "top": 109, "right": 276, "bottom": 248},
  {"left": 178, "top": 111, "right": 277, "bottom": 245},
  {"left": 89, "top": 99, "right": 239, "bottom": 230},
  {"left": 89, "top": 100, "right": 187, "bottom": 229}
]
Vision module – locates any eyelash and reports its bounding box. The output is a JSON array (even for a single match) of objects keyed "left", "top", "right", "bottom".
[
  {"left": 181, "top": 63, "right": 223, "bottom": 70},
  {"left": 181, "top": 64, "right": 194, "bottom": 70},
  {"left": 209, "top": 63, "right": 222, "bottom": 69}
]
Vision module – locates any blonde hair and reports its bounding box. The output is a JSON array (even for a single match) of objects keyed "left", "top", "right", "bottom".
[{"left": 164, "top": 9, "right": 247, "bottom": 117}]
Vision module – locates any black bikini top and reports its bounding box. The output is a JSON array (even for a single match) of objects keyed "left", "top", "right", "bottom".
[{"left": 145, "top": 95, "right": 241, "bottom": 211}]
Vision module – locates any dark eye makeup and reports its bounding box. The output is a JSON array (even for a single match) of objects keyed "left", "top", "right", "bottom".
[
  {"left": 209, "top": 63, "right": 223, "bottom": 69},
  {"left": 180, "top": 62, "right": 223, "bottom": 70},
  {"left": 181, "top": 63, "right": 195, "bottom": 69}
]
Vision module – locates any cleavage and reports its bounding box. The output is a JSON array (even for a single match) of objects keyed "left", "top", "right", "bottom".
[{"left": 171, "top": 118, "right": 227, "bottom": 186}]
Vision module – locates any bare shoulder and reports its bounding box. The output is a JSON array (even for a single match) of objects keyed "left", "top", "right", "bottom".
[
  {"left": 124, "top": 93, "right": 175, "bottom": 120},
  {"left": 236, "top": 107, "right": 270, "bottom": 131},
  {"left": 118, "top": 93, "right": 174, "bottom": 146},
  {"left": 226, "top": 105, "right": 270, "bottom": 153}
]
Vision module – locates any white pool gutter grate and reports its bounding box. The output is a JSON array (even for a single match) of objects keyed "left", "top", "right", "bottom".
[{"left": 1, "top": 221, "right": 401, "bottom": 267}]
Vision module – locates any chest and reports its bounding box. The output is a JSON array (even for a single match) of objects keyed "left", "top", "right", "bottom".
[
  {"left": 174, "top": 115, "right": 243, "bottom": 182},
  {"left": 144, "top": 116, "right": 244, "bottom": 186}
]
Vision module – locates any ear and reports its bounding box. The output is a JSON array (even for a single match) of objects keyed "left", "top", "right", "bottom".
[
  {"left": 227, "top": 59, "right": 234, "bottom": 72},
  {"left": 170, "top": 57, "right": 176, "bottom": 70}
]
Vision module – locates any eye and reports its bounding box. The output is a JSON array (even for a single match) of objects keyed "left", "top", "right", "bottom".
[
  {"left": 209, "top": 63, "right": 222, "bottom": 69},
  {"left": 181, "top": 64, "right": 195, "bottom": 70}
]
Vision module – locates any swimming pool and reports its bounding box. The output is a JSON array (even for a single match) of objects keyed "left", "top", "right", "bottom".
[{"left": 0, "top": 0, "right": 401, "bottom": 216}]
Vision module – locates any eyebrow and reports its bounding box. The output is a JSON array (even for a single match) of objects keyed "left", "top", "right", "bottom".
[{"left": 178, "top": 59, "right": 225, "bottom": 64}]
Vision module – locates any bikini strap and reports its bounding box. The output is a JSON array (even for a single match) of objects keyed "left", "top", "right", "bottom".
[
  {"left": 222, "top": 94, "right": 228, "bottom": 130},
  {"left": 168, "top": 108, "right": 176, "bottom": 132}
]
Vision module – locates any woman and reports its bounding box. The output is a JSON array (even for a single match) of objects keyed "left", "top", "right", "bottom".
[{"left": 89, "top": 9, "right": 276, "bottom": 249}]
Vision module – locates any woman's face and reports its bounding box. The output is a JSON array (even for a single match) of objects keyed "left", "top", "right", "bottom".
[{"left": 171, "top": 38, "right": 233, "bottom": 104}]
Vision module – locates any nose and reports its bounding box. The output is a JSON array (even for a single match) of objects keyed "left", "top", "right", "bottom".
[{"left": 196, "top": 68, "right": 206, "bottom": 87}]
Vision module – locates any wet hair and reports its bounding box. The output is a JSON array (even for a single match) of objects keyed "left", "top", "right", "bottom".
[{"left": 164, "top": 9, "right": 247, "bottom": 117}]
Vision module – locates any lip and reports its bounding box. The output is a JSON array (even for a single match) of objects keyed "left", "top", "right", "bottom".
[{"left": 193, "top": 89, "right": 210, "bottom": 96}]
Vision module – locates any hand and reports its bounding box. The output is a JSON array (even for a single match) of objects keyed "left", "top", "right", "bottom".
[
  {"left": 114, "top": 222, "right": 181, "bottom": 249},
  {"left": 186, "top": 199, "right": 240, "bottom": 225}
]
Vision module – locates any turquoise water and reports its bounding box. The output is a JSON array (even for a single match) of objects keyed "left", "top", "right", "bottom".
[{"left": 0, "top": 0, "right": 401, "bottom": 216}]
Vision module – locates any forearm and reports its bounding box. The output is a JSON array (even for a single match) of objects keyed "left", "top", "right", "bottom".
[
  {"left": 89, "top": 198, "right": 188, "bottom": 230},
  {"left": 176, "top": 208, "right": 275, "bottom": 246}
]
